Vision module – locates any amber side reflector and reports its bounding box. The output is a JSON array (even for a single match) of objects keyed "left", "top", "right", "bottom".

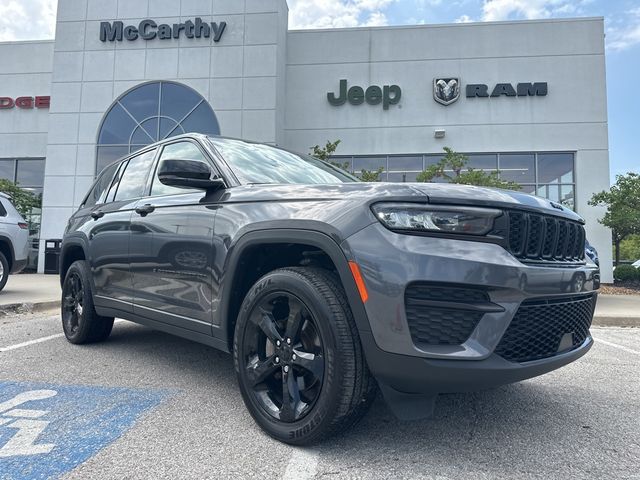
[{"left": 348, "top": 261, "right": 369, "bottom": 303}]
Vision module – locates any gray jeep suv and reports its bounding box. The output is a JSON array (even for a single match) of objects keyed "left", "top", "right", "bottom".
[{"left": 60, "top": 134, "right": 599, "bottom": 444}]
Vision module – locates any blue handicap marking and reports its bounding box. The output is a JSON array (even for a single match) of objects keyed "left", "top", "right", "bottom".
[{"left": 0, "top": 381, "right": 168, "bottom": 480}]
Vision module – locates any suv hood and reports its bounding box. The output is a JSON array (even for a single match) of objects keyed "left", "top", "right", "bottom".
[{"left": 224, "top": 182, "right": 583, "bottom": 222}]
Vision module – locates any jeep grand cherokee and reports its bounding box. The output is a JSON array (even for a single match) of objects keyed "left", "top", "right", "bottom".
[{"left": 59, "top": 134, "right": 599, "bottom": 444}]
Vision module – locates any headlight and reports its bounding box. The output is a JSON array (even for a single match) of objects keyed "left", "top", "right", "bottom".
[{"left": 371, "top": 203, "right": 502, "bottom": 236}]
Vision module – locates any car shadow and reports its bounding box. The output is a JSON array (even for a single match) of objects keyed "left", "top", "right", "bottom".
[{"left": 95, "top": 321, "right": 597, "bottom": 465}]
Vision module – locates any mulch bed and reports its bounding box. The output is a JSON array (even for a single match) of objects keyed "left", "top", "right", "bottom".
[{"left": 600, "top": 283, "right": 640, "bottom": 295}]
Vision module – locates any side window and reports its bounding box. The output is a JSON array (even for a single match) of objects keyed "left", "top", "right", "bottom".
[
  {"left": 104, "top": 161, "right": 127, "bottom": 204},
  {"left": 150, "top": 142, "right": 211, "bottom": 197},
  {"left": 113, "top": 149, "right": 157, "bottom": 202},
  {"left": 0, "top": 200, "right": 7, "bottom": 217},
  {"left": 82, "top": 162, "right": 119, "bottom": 209}
]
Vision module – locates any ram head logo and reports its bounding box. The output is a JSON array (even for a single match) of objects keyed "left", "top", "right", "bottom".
[{"left": 433, "top": 78, "right": 460, "bottom": 106}]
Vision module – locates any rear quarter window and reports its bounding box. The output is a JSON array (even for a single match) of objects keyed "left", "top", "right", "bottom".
[
  {"left": 82, "top": 162, "right": 119, "bottom": 209},
  {"left": 113, "top": 149, "right": 157, "bottom": 201}
]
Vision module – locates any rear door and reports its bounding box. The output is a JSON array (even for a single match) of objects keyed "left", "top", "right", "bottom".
[
  {"left": 130, "top": 140, "right": 220, "bottom": 334},
  {"left": 87, "top": 148, "right": 157, "bottom": 310}
]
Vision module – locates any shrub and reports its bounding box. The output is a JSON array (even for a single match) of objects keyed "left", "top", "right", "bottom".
[{"left": 613, "top": 264, "right": 640, "bottom": 282}]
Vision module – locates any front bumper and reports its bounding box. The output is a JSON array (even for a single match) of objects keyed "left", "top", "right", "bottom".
[
  {"left": 361, "top": 331, "right": 593, "bottom": 394},
  {"left": 342, "top": 223, "right": 599, "bottom": 394}
]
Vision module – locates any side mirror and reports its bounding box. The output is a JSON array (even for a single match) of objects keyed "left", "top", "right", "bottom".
[{"left": 158, "top": 159, "right": 225, "bottom": 192}]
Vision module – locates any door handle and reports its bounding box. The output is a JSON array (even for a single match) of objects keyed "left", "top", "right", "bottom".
[
  {"left": 90, "top": 210, "right": 104, "bottom": 220},
  {"left": 135, "top": 204, "right": 155, "bottom": 216}
]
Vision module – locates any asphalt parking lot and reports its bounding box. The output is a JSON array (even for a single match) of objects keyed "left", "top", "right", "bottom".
[{"left": 0, "top": 311, "right": 639, "bottom": 480}]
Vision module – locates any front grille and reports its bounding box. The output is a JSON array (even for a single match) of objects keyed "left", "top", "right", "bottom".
[
  {"left": 405, "top": 284, "right": 489, "bottom": 345},
  {"left": 495, "top": 294, "right": 596, "bottom": 363},
  {"left": 506, "top": 211, "right": 585, "bottom": 264}
]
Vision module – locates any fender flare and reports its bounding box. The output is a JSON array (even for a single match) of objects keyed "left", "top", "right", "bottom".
[
  {"left": 213, "top": 228, "right": 372, "bottom": 351},
  {"left": 59, "top": 236, "right": 89, "bottom": 286}
]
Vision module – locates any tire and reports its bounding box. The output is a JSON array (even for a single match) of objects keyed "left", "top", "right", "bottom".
[
  {"left": 0, "top": 252, "right": 9, "bottom": 292},
  {"left": 61, "top": 260, "right": 114, "bottom": 344},
  {"left": 234, "top": 267, "right": 377, "bottom": 445}
]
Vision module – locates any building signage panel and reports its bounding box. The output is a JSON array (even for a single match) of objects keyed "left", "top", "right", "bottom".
[
  {"left": 0, "top": 96, "right": 50, "bottom": 110},
  {"left": 100, "top": 18, "right": 227, "bottom": 42}
]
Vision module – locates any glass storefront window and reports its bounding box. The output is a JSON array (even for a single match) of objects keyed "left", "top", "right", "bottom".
[
  {"left": 0, "top": 160, "right": 15, "bottom": 179},
  {"left": 0, "top": 157, "right": 45, "bottom": 271},
  {"left": 467, "top": 154, "right": 498, "bottom": 171},
  {"left": 387, "top": 172, "right": 420, "bottom": 182},
  {"left": 17, "top": 159, "right": 45, "bottom": 186},
  {"left": 560, "top": 184, "right": 575, "bottom": 210},
  {"left": 388, "top": 156, "right": 422, "bottom": 171},
  {"left": 499, "top": 154, "right": 536, "bottom": 183},
  {"left": 332, "top": 151, "right": 576, "bottom": 210},
  {"left": 353, "top": 156, "right": 386, "bottom": 171},
  {"left": 537, "top": 153, "right": 574, "bottom": 183}
]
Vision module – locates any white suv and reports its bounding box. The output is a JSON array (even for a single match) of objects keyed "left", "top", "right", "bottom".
[{"left": 0, "top": 193, "right": 29, "bottom": 291}]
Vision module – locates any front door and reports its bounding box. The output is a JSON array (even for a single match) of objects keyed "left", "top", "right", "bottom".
[{"left": 130, "top": 141, "right": 218, "bottom": 334}]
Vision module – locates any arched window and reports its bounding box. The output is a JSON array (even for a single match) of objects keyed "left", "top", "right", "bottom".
[{"left": 96, "top": 81, "right": 220, "bottom": 173}]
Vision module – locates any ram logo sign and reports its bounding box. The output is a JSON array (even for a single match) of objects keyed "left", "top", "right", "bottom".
[
  {"left": 432, "top": 79, "right": 548, "bottom": 106},
  {"left": 433, "top": 78, "right": 460, "bottom": 106}
]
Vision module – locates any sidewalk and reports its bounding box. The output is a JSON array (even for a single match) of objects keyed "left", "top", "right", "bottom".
[
  {"left": 0, "top": 273, "right": 60, "bottom": 313},
  {"left": 0, "top": 274, "right": 639, "bottom": 326},
  {"left": 592, "top": 294, "right": 640, "bottom": 327}
]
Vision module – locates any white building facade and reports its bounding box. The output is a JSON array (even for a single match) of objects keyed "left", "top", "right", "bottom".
[{"left": 0, "top": 0, "right": 612, "bottom": 281}]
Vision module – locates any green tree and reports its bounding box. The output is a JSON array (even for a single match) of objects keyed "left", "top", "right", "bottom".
[
  {"left": 589, "top": 172, "right": 640, "bottom": 265},
  {"left": 310, "top": 139, "right": 383, "bottom": 182},
  {"left": 0, "top": 179, "right": 42, "bottom": 217},
  {"left": 359, "top": 167, "right": 384, "bottom": 182},
  {"left": 416, "top": 147, "right": 521, "bottom": 190},
  {"left": 619, "top": 235, "right": 640, "bottom": 261}
]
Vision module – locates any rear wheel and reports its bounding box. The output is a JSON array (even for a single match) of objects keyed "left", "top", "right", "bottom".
[
  {"left": 61, "top": 260, "right": 114, "bottom": 344},
  {"left": 0, "top": 252, "right": 9, "bottom": 292},
  {"left": 234, "top": 267, "right": 376, "bottom": 445}
]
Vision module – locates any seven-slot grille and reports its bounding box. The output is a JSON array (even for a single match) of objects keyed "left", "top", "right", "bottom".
[
  {"left": 495, "top": 294, "right": 596, "bottom": 363},
  {"left": 507, "top": 211, "right": 585, "bottom": 264}
]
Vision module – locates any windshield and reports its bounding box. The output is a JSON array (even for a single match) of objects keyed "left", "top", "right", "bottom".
[{"left": 208, "top": 137, "right": 358, "bottom": 185}]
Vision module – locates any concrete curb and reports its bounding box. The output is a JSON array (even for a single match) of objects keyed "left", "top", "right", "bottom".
[
  {"left": 1, "top": 300, "right": 639, "bottom": 328},
  {"left": 592, "top": 317, "right": 640, "bottom": 328},
  {"left": 0, "top": 300, "right": 60, "bottom": 316}
]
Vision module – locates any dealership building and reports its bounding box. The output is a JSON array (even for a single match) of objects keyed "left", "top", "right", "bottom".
[{"left": 0, "top": 0, "right": 612, "bottom": 281}]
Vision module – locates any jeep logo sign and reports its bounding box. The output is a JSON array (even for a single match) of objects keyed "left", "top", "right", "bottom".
[
  {"left": 328, "top": 80, "right": 402, "bottom": 110},
  {"left": 100, "top": 18, "right": 226, "bottom": 42}
]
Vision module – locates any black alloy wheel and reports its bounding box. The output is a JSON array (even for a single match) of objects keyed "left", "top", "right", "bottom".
[
  {"left": 234, "top": 267, "right": 377, "bottom": 445},
  {"left": 242, "top": 292, "right": 325, "bottom": 422},
  {"left": 61, "top": 260, "right": 114, "bottom": 344},
  {"left": 62, "top": 270, "right": 84, "bottom": 336}
]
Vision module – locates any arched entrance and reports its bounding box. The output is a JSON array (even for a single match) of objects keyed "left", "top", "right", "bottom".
[{"left": 95, "top": 81, "right": 219, "bottom": 173}]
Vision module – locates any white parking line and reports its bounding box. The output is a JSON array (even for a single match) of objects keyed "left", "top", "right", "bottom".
[
  {"left": 0, "top": 320, "right": 126, "bottom": 353},
  {"left": 593, "top": 338, "right": 640, "bottom": 356},
  {"left": 0, "top": 334, "right": 65, "bottom": 353},
  {"left": 283, "top": 448, "right": 319, "bottom": 480}
]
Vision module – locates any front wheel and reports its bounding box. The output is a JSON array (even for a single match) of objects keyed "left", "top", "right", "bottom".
[
  {"left": 61, "top": 260, "right": 114, "bottom": 344},
  {"left": 234, "top": 267, "right": 376, "bottom": 445}
]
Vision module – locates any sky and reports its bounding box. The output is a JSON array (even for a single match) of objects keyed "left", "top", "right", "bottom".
[{"left": 0, "top": 0, "right": 638, "bottom": 182}]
